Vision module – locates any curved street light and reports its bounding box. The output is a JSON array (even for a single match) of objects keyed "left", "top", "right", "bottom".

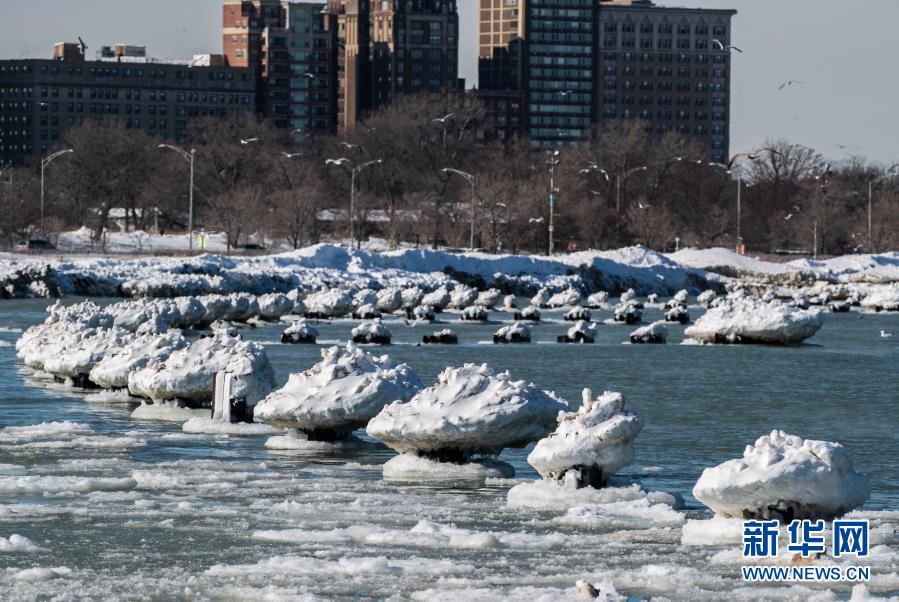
[
  {"left": 442, "top": 167, "right": 477, "bottom": 250},
  {"left": 326, "top": 157, "right": 382, "bottom": 249},
  {"left": 158, "top": 144, "right": 196, "bottom": 251},
  {"left": 867, "top": 164, "right": 898, "bottom": 250},
  {"left": 708, "top": 160, "right": 746, "bottom": 251},
  {"left": 40, "top": 148, "right": 74, "bottom": 235}
]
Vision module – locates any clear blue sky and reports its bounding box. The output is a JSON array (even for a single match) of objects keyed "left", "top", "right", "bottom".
[{"left": 2, "top": 0, "right": 897, "bottom": 164}]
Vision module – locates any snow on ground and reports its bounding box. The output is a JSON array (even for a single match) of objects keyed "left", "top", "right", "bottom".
[{"left": 693, "top": 430, "right": 871, "bottom": 521}]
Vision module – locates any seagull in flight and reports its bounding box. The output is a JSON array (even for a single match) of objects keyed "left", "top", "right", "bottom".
[
  {"left": 558, "top": 90, "right": 574, "bottom": 97},
  {"left": 325, "top": 157, "right": 350, "bottom": 167},
  {"left": 339, "top": 141, "right": 364, "bottom": 152},
  {"left": 779, "top": 80, "right": 803, "bottom": 90},
  {"left": 712, "top": 39, "right": 742, "bottom": 53},
  {"left": 433, "top": 113, "right": 455, "bottom": 124},
  {"left": 281, "top": 152, "right": 302, "bottom": 158},
  {"left": 529, "top": 217, "right": 545, "bottom": 224},
  {"left": 637, "top": 201, "right": 652, "bottom": 210},
  {"left": 240, "top": 138, "right": 259, "bottom": 145},
  {"left": 784, "top": 205, "right": 804, "bottom": 220}
]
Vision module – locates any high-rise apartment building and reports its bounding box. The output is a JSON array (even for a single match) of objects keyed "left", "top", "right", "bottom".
[
  {"left": 477, "top": 0, "right": 736, "bottom": 161},
  {"left": 222, "top": 0, "right": 291, "bottom": 125},
  {"left": 326, "top": 0, "right": 461, "bottom": 133},
  {"left": 0, "top": 47, "right": 257, "bottom": 166},
  {"left": 286, "top": 3, "right": 339, "bottom": 136},
  {"left": 225, "top": 1, "right": 460, "bottom": 135}
]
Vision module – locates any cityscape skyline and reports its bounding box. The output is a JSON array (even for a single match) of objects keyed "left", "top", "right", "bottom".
[{"left": 2, "top": 0, "right": 898, "bottom": 162}]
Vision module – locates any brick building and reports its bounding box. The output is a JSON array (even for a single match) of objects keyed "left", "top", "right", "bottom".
[{"left": 0, "top": 46, "right": 256, "bottom": 166}]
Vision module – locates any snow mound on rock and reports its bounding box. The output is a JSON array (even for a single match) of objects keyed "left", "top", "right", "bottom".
[
  {"left": 253, "top": 343, "right": 421, "bottom": 437},
  {"left": 367, "top": 363, "right": 566, "bottom": 456},
  {"left": 684, "top": 296, "right": 824, "bottom": 345},
  {"left": 90, "top": 331, "right": 189, "bottom": 389},
  {"left": 128, "top": 329, "right": 275, "bottom": 405},
  {"left": 693, "top": 430, "right": 871, "bottom": 520},
  {"left": 528, "top": 390, "right": 643, "bottom": 487}
]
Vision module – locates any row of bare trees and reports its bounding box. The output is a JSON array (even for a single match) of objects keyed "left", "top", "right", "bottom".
[{"left": 1, "top": 90, "right": 897, "bottom": 255}]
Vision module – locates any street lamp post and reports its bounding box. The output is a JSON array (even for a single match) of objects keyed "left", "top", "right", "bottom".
[
  {"left": 158, "top": 144, "right": 196, "bottom": 250},
  {"left": 442, "top": 167, "right": 477, "bottom": 250},
  {"left": 616, "top": 166, "right": 649, "bottom": 216},
  {"left": 326, "top": 157, "right": 382, "bottom": 249},
  {"left": 867, "top": 165, "right": 898, "bottom": 250},
  {"left": 40, "top": 149, "right": 74, "bottom": 235},
  {"left": 708, "top": 161, "right": 745, "bottom": 252},
  {"left": 546, "top": 150, "right": 560, "bottom": 256}
]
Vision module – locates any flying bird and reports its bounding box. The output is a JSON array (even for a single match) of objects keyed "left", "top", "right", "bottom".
[
  {"left": 558, "top": 89, "right": 574, "bottom": 97},
  {"left": 529, "top": 217, "right": 545, "bottom": 224},
  {"left": 432, "top": 113, "right": 455, "bottom": 124},
  {"left": 637, "top": 201, "right": 652, "bottom": 210},
  {"left": 339, "top": 141, "right": 364, "bottom": 152},
  {"left": 712, "top": 39, "right": 742, "bottom": 53},
  {"left": 779, "top": 80, "right": 803, "bottom": 90},
  {"left": 240, "top": 138, "right": 259, "bottom": 145},
  {"left": 325, "top": 158, "right": 350, "bottom": 166},
  {"left": 281, "top": 152, "right": 302, "bottom": 158}
]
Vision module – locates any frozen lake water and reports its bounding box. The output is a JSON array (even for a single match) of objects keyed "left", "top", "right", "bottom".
[{"left": 0, "top": 299, "right": 897, "bottom": 600}]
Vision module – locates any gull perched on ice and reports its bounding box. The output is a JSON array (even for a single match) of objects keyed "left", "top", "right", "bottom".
[
  {"left": 711, "top": 39, "right": 742, "bottom": 53},
  {"left": 882, "top": 330, "right": 893, "bottom": 338},
  {"left": 779, "top": 80, "right": 803, "bottom": 90}
]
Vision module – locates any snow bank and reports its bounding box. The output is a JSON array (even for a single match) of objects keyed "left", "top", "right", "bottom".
[
  {"left": 367, "top": 363, "right": 566, "bottom": 457},
  {"left": 528, "top": 390, "right": 643, "bottom": 487},
  {"left": 693, "top": 430, "right": 871, "bottom": 521},
  {"left": 253, "top": 343, "right": 421, "bottom": 439},
  {"left": 128, "top": 329, "right": 275, "bottom": 405},
  {"left": 684, "top": 296, "right": 823, "bottom": 345}
]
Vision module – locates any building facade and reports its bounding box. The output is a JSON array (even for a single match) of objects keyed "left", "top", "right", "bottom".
[
  {"left": 477, "top": 0, "right": 736, "bottom": 161},
  {"left": 286, "top": 3, "right": 339, "bottom": 136},
  {"left": 0, "top": 49, "right": 256, "bottom": 166}
]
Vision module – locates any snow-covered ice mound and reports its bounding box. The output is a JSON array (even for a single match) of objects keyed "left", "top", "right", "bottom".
[
  {"left": 448, "top": 284, "right": 478, "bottom": 309},
  {"left": 860, "top": 285, "right": 899, "bottom": 312},
  {"left": 693, "top": 430, "right": 871, "bottom": 521},
  {"left": 586, "top": 291, "right": 609, "bottom": 308},
  {"left": 128, "top": 329, "right": 275, "bottom": 406},
  {"left": 460, "top": 305, "right": 489, "bottom": 321},
  {"left": 513, "top": 305, "right": 541, "bottom": 321},
  {"left": 352, "top": 303, "right": 382, "bottom": 320},
  {"left": 89, "top": 331, "right": 189, "bottom": 389},
  {"left": 558, "top": 320, "right": 596, "bottom": 344},
  {"left": 493, "top": 322, "right": 530, "bottom": 343},
  {"left": 475, "top": 288, "right": 502, "bottom": 308},
  {"left": 253, "top": 343, "right": 421, "bottom": 440},
  {"left": 130, "top": 402, "right": 209, "bottom": 422},
  {"left": 528, "top": 390, "right": 643, "bottom": 488},
  {"left": 409, "top": 304, "right": 435, "bottom": 322},
  {"left": 351, "top": 319, "right": 391, "bottom": 344},
  {"left": 629, "top": 321, "right": 667, "bottom": 344},
  {"left": 375, "top": 287, "right": 404, "bottom": 313},
  {"left": 563, "top": 306, "right": 591, "bottom": 322},
  {"left": 664, "top": 304, "right": 690, "bottom": 324},
  {"left": 421, "top": 286, "right": 451, "bottom": 311},
  {"left": 612, "top": 302, "right": 642, "bottom": 324},
  {"left": 684, "top": 296, "right": 824, "bottom": 345},
  {"left": 281, "top": 319, "right": 318, "bottom": 344},
  {"left": 304, "top": 289, "right": 352, "bottom": 318},
  {"left": 256, "top": 293, "right": 293, "bottom": 321},
  {"left": 367, "top": 363, "right": 566, "bottom": 459},
  {"left": 547, "top": 288, "right": 583, "bottom": 308},
  {"left": 422, "top": 329, "right": 458, "bottom": 344}
]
